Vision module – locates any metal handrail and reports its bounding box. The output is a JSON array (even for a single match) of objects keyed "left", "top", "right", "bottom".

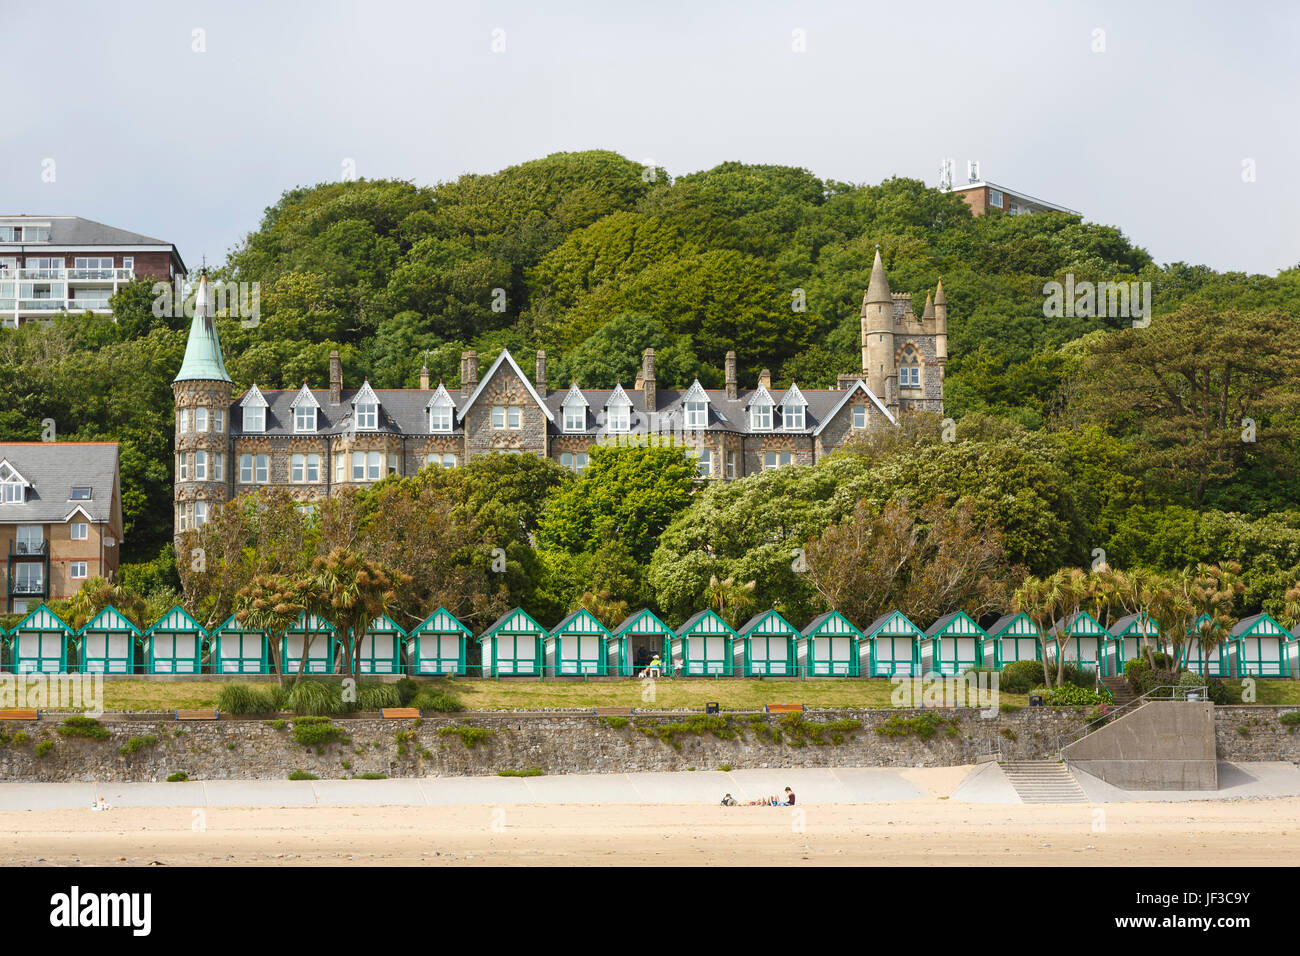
[{"left": 1055, "top": 684, "right": 1203, "bottom": 758}]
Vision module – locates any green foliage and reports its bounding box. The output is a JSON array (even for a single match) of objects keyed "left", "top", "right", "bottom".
[
  {"left": 999, "top": 660, "right": 1045, "bottom": 694},
  {"left": 166, "top": 771, "right": 188, "bottom": 781},
  {"left": 286, "top": 680, "right": 344, "bottom": 716},
  {"left": 394, "top": 678, "right": 420, "bottom": 706},
  {"left": 356, "top": 683, "right": 402, "bottom": 711},
  {"left": 412, "top": 690, "right": 463, "bottom": 713},
  {"left": 599, "top": 715, "right": 629, "bottom": 729},
  {"left": 290, "top": 716, "right": 350, "bottom": 747},
  {"left": 634, "top": 714, "right": 742, "bottom": 750},
  {"left": 497, "top": 767, "right": 544, "bottom": 777},
  {"left": 118, "top": 734, "right": 158, "bottom": 756},
  {"left": 217, "top": 683, "right": 277, "bottom": 715},
  {"left": 1280, "top": 711, "right": 1300, "bottom": 728},
  {"left": 288, "top": 770, "right": 319, "bottom": 780},
  {"left": 875, "top": 713, "right": 953, "bottom": 741},
  {"left": 436, "top": 724, "right": 494, "bottom": 748},
  {"left": 56, "top": 716, "right": 110, "bottom": 740},
  {"left": 1038, "top": 684, "right": 1113, "bottom": 706},
  {"left": 354, "top": 772, "right": 387, "bottom": 779},
  {"left": 35, "top": 740, "right": 54, "bottom": 758}
]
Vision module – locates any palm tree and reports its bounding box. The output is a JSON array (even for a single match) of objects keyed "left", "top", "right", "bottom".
[
  {"left": 235, "top": 573, "right": 307, "bottom": 686},
  {"left": 704, "top": 575, "right": 756, "bottom": 629},
  {"left": 1051, "top": 568, "right": 1095, "bottom": 686}
]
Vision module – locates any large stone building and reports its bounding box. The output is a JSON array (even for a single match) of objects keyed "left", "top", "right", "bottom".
[{"left": 171, "top": 251, "right": 948, "bottom": 534}]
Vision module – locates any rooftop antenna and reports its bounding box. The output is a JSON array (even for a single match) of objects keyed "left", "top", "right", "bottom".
[
  {"left": 939, "top": 158, "right": 954, "bottom": 191},
  {"left": 967, "top": 160, "right": 980, "bottom": 184}
]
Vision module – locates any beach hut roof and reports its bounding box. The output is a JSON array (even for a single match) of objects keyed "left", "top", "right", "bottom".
[
  {"left": 412, "top": 607, "right": 471, "bottom": 636},
  {"left": 924, "top": 609, "right": 986, "bottom": 638},
  {"left": 481, "top": 607, "right": 547, "bottom": 641},
  {"left": 737, "top": 608, "right": 798, "bottom": 638},
  {"left": 988, "top": 612, "right": 1041, "bottom": 638},
  {"left": 144, "top": 605, "right": 207, "bottom": 638},
  {"left": 1051, "top": 611, "right": 1106, "bottom": 637},
  {"left": 675, "top": 608, "right": 738, "bottom": 638},
  {"left": 76, "top": 605, "right": 141, "bottom": 637},
  {"left": 359, "top": 613, "right": 406, "bottom": 636},
  {"left": 551, "top": 607, "right": 612, "bottom": 638},
  {"left": 612, "top": 608, "right": 673, "bottom": 638},
  {"left": 862, "top": 610, "right": 922, "bottom": 639},
  {"left": 801, "top": 609, "right": 863, "bottom": 639},
  {"left": 214, "top": 612, "right": 265, "bottom": 634},
  {"left": 13, "top": 604, "right": 71, "bottom": 635},
  {"left": 1108, "top": 612, "right": 1160, "bottom": 637},
  {"left": 287, "top": 611, "right": 338, "bottom": 635},
  {"left": 1231, "top": 612, "right": 1290, "bottom": 639}
]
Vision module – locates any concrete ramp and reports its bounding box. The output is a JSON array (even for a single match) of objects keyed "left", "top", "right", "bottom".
[{"left": 1062, "top": 701, "right": 1216, "bottom": 790}]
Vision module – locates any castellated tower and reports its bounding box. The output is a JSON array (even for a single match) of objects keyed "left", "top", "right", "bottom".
[
  {"left": 861, "top": 247, "right": 896, "bottom": 408},
  {"left": 856, "top": 248, "right": 947, "bottom": 417},
  {"left": 171, "top": 272, "right": 233, "bottom": 544}
]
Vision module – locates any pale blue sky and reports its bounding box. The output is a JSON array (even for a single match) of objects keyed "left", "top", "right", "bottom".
[{"left": 5, "top": 0, "right": 1297, "bottom": 275}]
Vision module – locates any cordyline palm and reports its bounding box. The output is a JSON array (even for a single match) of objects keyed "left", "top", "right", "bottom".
[
  {"left": 1187, "top": 562, "right": 1241, "bottom": 673},
  {"left": 705, "top": 575, "right": 756, "bottom": 629},
  {"left": 1051, "top": 568, "right": 1095, "bottom": 686},
  {"left": 1013, "top": 574, "right": 1058, "bottom": 689},
  {"left": 312, "top": 547, "right": 410, "bottom": 681},
  {"left": 235, "top": 573, "right": 308, "bottom": 686}
]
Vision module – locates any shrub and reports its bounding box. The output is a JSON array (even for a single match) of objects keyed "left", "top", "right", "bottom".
[
  {"left": 118, "top": 734, "right": 158, "bottom": 756},
  {"left": 1280, "top": 711, "right": 1300, "bottom": 728},
  {"left": 12, "top": 731, "right": 30, "bottom": 746},
  {"left": 290, "top": 716, "right": 350, "bottom": 747},
  {"left": 600, "top": 715, "right": 629, "bottom": 729},
  {"left": 56, "top": 716, "right": 109, "bottom": 740},
  {"left": 216, "top": 683, "right": 276, "bottom": 715},
  {"left": 498, "top": 767, "right": 543, "bottom": 777},
  {"left": 437, "top": 725, "right": 494, "bottom": 748},
  {"left": 875, "top": 713, "right": 950, "bottom": 740},
  {"left": 1060, "top": 662, "right": 1098, "bottom": 689},
  {"left": 1125, "top": 658, "right": 1151, "bottom": 693},
  {"left": 288, "top": 769, "right": 318, "bottom": 780},
  {"left": 34, "top": 740, "right": 54, "bottom": 758},
  {"left": 1040, "top": 684, "right": 1112, "bottom": 706},
  {"left": 412, "top": 690, "right": 463, "bottom": 713},
  {"left": 166, "top": 771, "right": 188, "bottom": 782},
  {"left": 354, "top": 772, "right": 387, "bottom": 779},
  {"left": 287, "top": 680, "right": 344, "bottom": 716},
  {"left": 395, "top": 678, "right": 420, "bottom": 706},
  {"left": 356, "top": 683, "right": 402, "bottom": 711},
  {"left": 999, "top": 660, "right": 1045, "bottom": 694}
]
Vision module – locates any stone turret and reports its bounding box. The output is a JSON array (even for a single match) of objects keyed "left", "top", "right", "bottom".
[
  {"left": 934, "top": 279, "right": 948, "bottom": 368},
  {"left": 860, "top": 247, "right": 896, "bottom": 408}
]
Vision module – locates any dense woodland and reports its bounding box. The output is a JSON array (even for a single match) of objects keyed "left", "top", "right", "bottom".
[{"left": 3, "top": 150, "right": 1300, "bottom": 648}]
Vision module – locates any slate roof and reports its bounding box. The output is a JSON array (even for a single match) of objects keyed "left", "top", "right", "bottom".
[
  {"left": 0, "top": 443, "right": 121, "bottom": 528},
  {"left": 988, "top": 612, "right": 1036, "bottom": 635},
  {"left": 0, "top": 215, "right": 170, "bottom": 246}
]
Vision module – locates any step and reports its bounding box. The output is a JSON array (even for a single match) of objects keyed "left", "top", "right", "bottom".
[{"left": 1001, "top": 761, "right": 1089, "bottom": 804}]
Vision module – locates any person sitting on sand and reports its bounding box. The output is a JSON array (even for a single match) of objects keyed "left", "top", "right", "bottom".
[
  {"left": 720, "top": 793, "right": 737, "bottom": 806},
  {"left": 784, "top": 787, "right": 795, "bottom": 806}
]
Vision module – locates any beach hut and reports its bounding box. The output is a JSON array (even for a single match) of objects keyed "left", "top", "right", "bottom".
[
  {"left": 1049, "top": 611, "right": 1109, "bottom": 676},
  {"left": 9, "top": 604, "right": 70, "bottom": 673},
  {"left": 355, "top": 614, "right": 405, "bottom": 674},
  {"left": 479, "top": 608, "right": 546, "bottom": 677},
  {"left": 211, "top": 615, "right": 269, "bottom": 674},
  {"left": 737, "top": 609, "right": 798, "bottom": 676},
  {"left": 145, "top": 606, "right": 206, "bottom": 674},
  {"left": 610, "top": 608, "right": 673, "bottom": 676},
  {"left": 547, "top": 608, "right": 610, "bottom": 676},
  {"left": 923, "top": 611, "right": 987, "bottom": 677},
  {"left": 407, "top": 608, "right": 470, "bottom": 676},
  {"left": 673, "top": 610, "right": 736, "bottom": 676},
  {"left": 799, "top": 610, "right": 862, "bottom": 677},
  {"left": 75, "top": 605, "right": 139, "bottom": 674},
  {"left": 1107, "top": 613, "right": 1162, "bottom": 674},
  {"left": 1233, "top": 613, "right": 1291, "bottom": 677},
  {"left": 987, "top": 613, "right": 1042, "bottom": 669},
  {"left": 1182, "top": 614, "right": 1231, "bottom": 677},
  {"left": 861, "top": 611, "right": 923, "bottom": 677},
  {"left": 283, "top": 612, "right": 338, "bottom": 675}
]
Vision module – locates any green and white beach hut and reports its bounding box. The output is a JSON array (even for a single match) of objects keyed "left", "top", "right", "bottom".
[
  {"left": 737, "top": 609, "right": 798, "bottom": 676},
  {"left": 211, "top": 614, "right": 268, "bottom": 674},
  {"left": 1182, "top": 613, "right": 1231, "bottom": 677},
  {"left": 479, "top": 607, "right": 546, "bottom": 677},
  {"left": 610, "top": 608, "right": 673, "bottom": 676},
  {"left": 862, "top": 610, "right": 923, "bottom": 677},
  {"left": 75, "top": 605, "right": 139, "bottom": 674},
  {"left": 799, "top": 610, "right": 862, "bottom": 677},
  {"left": 145, "top": 606, "right": 206, "bottom": 674},
  {"left": 987, "top": 613, "right": 1042, "bottom": 668},
  {"left": 923, "top": 611, "right": 987, "bottom": 676},
  {"left": 283, "top": 612, "right": 338, "bottom": 675},
  {"left": 1050, "top": 611, "right": 1109, "bottom": 676},
  {"left": 1234, "top": 613, "right": 1291, "bottom": 677},
  {"left": 547, "top": 608, "right": 610, "bottom": 676},
  {"left": 1107, "top": 613, "right": 1161, "bottom": 674},
  {"left": 355, "top": 614, "right": 405, "bottom": 674},
  {"left": 407, "top": 608, "right": 470, "bottom": 675},
  {"left": 10, "top": 604, "right": 70, "bottom": 673},
  {"left": 673, "top": 609, "right": 736, "bottom": 676}
]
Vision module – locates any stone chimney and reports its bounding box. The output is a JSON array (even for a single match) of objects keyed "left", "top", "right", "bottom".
[
  {"left": 641, "top": 347, "right": 656, "bottom": 410},
  {"left": 724, "top": 351, "right": 738, "bottom": 400},
  {"left": 419, "top": 362, "right": 430, "bottom": 390},
  {"left": 460, "top": 350, "right": 479, "bottom": 394},
  {"left": 758, "top": 368, "right": 771, "bottom": 390},
  {"left": 535, "top": 350, "right": 547, "bottom": 392},
  {"left": 329, "top": 349, "right": 342, "bottom": 405}
]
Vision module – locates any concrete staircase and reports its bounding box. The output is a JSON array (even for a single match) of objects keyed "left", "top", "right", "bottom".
[
  {"left": 1101, "top": 676, "right": 1137, "bottom": 707},
  {"left": 1002, "top": 761, "right": 1089, "bottom": 804}
]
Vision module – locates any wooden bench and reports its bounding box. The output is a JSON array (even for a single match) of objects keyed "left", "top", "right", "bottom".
[
  {"left": 764, "top": 703, "right": 805, "bottom": 714},
  {"left": 380, "top": 707, "right": 421, "bottom": 719},
  {"left": 0, "top": 709, "right": 38, "bottom": 721},
  {"left": 175, "top": 709, "right": 219, "bottom": 721},
  {"left": 593, "top": 706, "right": 634, "bottom": 717}
]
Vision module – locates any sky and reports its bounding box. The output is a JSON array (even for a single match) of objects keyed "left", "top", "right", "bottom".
[{"left": 5, "top": 0, "right": 1298, "bottom": 275}]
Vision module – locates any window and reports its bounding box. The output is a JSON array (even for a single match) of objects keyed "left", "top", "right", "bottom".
[
  {"left": 213, "top": 453, "right": 224, "bottom": 481},
  {"left": 295, "top": 406, "right": 316, "bottom": 433},
  {"left": 240, "top": 454, "right": 253, "bottom": 483},
  {"left": 508, "top": 406, "right": 522, "bottom": 429},
  {"left": 1, "top": 463, "right": 25, "bottom": 504},
  {"left": 750, "top": 404, "right": 772, "bottom": 430},
  {"left": 356, "top": 403, "right": 377, "bottom": 430},
  {"left": 213, "top": 409, "right": 225, "bottom": 434},
  {"left": 560, "top": 452, "right": 573, "bottom": 471},
  {"left": 194, "top": 450, "right": 208, "bottom": 481},
  {"left": 726, "top": 451, "right": 737, "bottom": 480},
  {"left": 988, "top": 189, "right": 1003, "bottom": 208},
  {"left": 782, "top": 405, "right": 805, "bottom": 430},
  {"left": 178, "top": 408, "right": 189, "bottom": 433},
  {"left": 695, "top": 448, "right": 712, "bottom": 478},
  {"left": 243, "top": 406, "right": 264, "bottom": 432},
  {"left": 430, "top": 406, "right": 452, "bottom": 432},
  {"left": 368, "top": 451, "right": 382, "bottom": 480},
  {"left": 255, "top": 454, "right": 269, "bottom": 483},
  {"left": 15, "top": 563, "right": 43, "bottom": 593},
  {"left": 492, "top": 406, "right": 505, "bottom": 429},
  {"left": 606, "top": 405, "right": 630, "bottom": 433},
  {"left": 123, "top": 257, "right": 134, "bottom": 273},
  {"left": 351, "top": 451, "right": 365, "bottom": 481},
  {"left": 575, "top": 452, "right": 588, "bottom": 472},
  {"left": 564, "top": 406, "right": 585, "bottom": 432},
  {"left": 70, "top": 486, "right": 91, "bottom": 500},
  {"left": 193, "top": 501, "right": 208, "bottom": 527},
  {"left": 902, "top": 366, "right": 920, "bottom": 388},
  {"left": 70, "top": 561, "right": 88, "bottom": 579},
  {"left": 388, "top": 453, "right": 399, "bottom": 476},
  {"left": 178, "top": 453, "right": 189, "bottom": 482},
  {"left": 71, "top": 522, "right": 88, "bottom": 541},
  {"left": 16, "top": 525, "right": 43, "bottom": 554},
  {"left": 852, "top": 405, "right": 867, "bottom": 429},
  {"left": 335, "top": 453, "right": 346, "bottom": 482},
  {"left": 427, "top": 453, "right": 457, "bottom": 468},
  {"left": 763, "top": 451, "right": 794, "bottom": 471},
  {"left": 177, "top": 504, "right": 189, "bottom": 533},
  {"left": 291, "top": 454, "right": 306, "bottom": 482},
  {"left": 195, "top": 407, "right": 208, "bottom": 433},
  {"left": 685, "top": 401, "right": 707, "bottom": 429}
]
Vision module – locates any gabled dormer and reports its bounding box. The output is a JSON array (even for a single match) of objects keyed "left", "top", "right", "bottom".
[
  {"left": 745, "top": 384, "right": 775, "bottom": 431},
  {"left": 0, "top": 459, "right": 30, "bottom": 504},
  {"left": 239, "top": 384, "right": 269, "bottom": 433},
  {"left": 681, "top": 379, "right": 709, "bottom": 430},
  {"left": 779, "top": 383, "right": 808, "bottom": 430},
  {"left": 289, "top": 383, "right": 320, "bottom": 433},
  {"left": 605, "top": 383, "right": 633, "bottom": 433},
  {"left": 456, "top": 348, "right": 555, "bottom": 426},
  {"left": 426, "top": 383, "right": 456, "bottom": 432},
  {"left": 351, "top": 380, "right": 381, "bottom": 431},
  {"left": 560, "top": 382, "right": 588, "bottom": 433}
]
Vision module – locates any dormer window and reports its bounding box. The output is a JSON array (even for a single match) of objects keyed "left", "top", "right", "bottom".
[
  {"left": 295, "top": 406, "right": 317, "bottom": 432},
  {"left": 351, "top": 381, "right": 382, "bottom": 431},
  {"left": 751, "top": 404, "right": 772, "bottom": 430},
  {"left": 430, "top": 406, "right": 452, "bottom": 431},
  {"left": 605, "top": 384, "right": 633, "bottom": 433},
  {"left": 356, "top": 404, "right": 377, "bottom": 429},
  {"left": 564, "top": 406, "right": 585, "bottom": 432},
  {"left": 685, "top": 401, "right": 707, "bottom": 428},
  {"left": 243, "top": 406, "right": 264, "bottom": 432},
  {"left": 70, "top": 487, "right": 91, "bottom": 500},
  {"left": 782, "top": 405, "right": 805, "bottom": 430},
  {"left": 0, "top": 462, "right": 26, "bottom": 504}
]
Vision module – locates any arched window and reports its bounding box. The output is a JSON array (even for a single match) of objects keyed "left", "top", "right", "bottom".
[{"left": 900, "top": 346, "right": 923, "bottom": 389}]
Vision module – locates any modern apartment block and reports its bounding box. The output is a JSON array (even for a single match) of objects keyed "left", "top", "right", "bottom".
[
  {"left": 0, "top": 443, "right": 124, "bottom": 613},
  {"left": 946, "top": 180, "right": 1080, "bottom": 218},
  {"left": 0, "top": 216, "right": 186, "bottom": 327}
]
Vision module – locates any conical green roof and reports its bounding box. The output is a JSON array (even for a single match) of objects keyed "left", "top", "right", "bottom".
[{"left": 173, "top": 274, "right": 231, "bottom": 384}]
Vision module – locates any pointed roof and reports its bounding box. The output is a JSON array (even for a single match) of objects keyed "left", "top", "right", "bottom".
[
  {"left": 480, "top": 606, "right": 548, "bottom": 639},
  {"left": 351, "top": 380, "right": 381, "bottom": 407},
  {"left": 778, "top": 383, "right": 807, "bottom": 407},
  {"left": 934, "top": 279, "right": 946, "bottom": 306},
  {"left": 560, "top": 382, "right": 589, "bottom": 407},
  {"left": 239, "top": 383, "right": 268, "bottom": 408},
  {"left": 812, "top": 378, "right": 897, "bottom": 433},
  {"left": 862, "top": 610, "right": 923, "bottom": 639},
  {"left": 425, "top": 382, "right": 456, "bottom": 409},
  {"left": 0, "top": 458, "right": 30, "bottom": 487},
  {"left": 737, "top": 608, "right": 798, "bottom": 637},
  {"left": 1231, "top": 612, "right": 1290, "bottom": 639},
  {"left": 173, "top": 273, "right": 232, "bottom": 384},
  {"left": 612, "top": 608, "right": 674, "bottom": 638},
  {"left": 605, "top": 383, "right": 633, "bottom": 407},
  {"left": 458, "top": 349, "right": 555, "bottom": 424},
  {"left": 144, "top": 605, "right": 207, "bottom": 637},
  {"left": 551, "top": 607, "right": 612, "bottom": 637},
  {"left": 864, "top": 248, "right": 891, "bottom": 304},
  {"left": 77, "top": 605, "right": 141, "bottom": 637},
  {"left": 681, "top": 380, "right": 709, "bottom": 404},
  {"left": 745, "top": 383, "right": 776, "bottom": 408},
  {"left": 1108, "top": 613, "right": 1159, "bottom": 637},
  {"left": 289, "top": 383, "right": 320, "bottom": 409},
  {"left": 922, "top": 293, "right": 935, "bottom": 320},
  {"left": 411, "top": 607, "right": 471, "bottom": 636},
  {"left": 924, "top": 610, "right": 986, "bottom": 638},
  {"left": 801, "top": 609, "right": 864, "bottom": 639},
  {"left": 13, "top": 604, "right": 72, "bottom": 634},
  {"left": 988, "top": 612, "right": 1040, "bottom": 638},
  {"left": 676, "top": 608, "right": 738, "bottom": 638}
]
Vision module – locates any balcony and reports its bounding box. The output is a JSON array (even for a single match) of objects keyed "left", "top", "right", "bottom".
[
  {"left": 3, "top": 267, "right": 134, "bottom": 282},
  {"left": 9, "top": 578, "right": 46, "bottom": 596},
  {"left": 10, "top": 540, "right": 47, "bottom": 556}
]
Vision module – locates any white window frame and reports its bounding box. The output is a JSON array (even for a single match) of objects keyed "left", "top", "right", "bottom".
[
  {"left": 356, "top": 403, "right": 377, "bottom": 430},
  {"left": 430, "top": 406, "right": 452, "bottom": 432},
  {"left": 295, "top": 406, "right": 317, "bottom": 433},
  {"left": 194, "top": 500, "right": 208, "bottom": 528},
  {"left": 782, "top": 405, "right": 805, "bottom": 430},
  {"left": 352, "top": 452, "right": 365, "bottom": 481},
  {"left": 606, "top": 405, "right": 630, "bottom": 433},
  {"left": 243, "top": 406, "right": 264, "bottom": 433},
  {"left": 178, "top": 408, "right": 189, "bottom": 433},
  {"left": 213, "top": 453, "right": 224, "bottom": 482},
  {"left": 576, "top": 452, "right": 588, "bottom": 472},
  {"left": 306, "top": 454, "right": 320, "bottom": 482},
  {"left": 240, "top": 454, "right": 253, "bottom": 484},
  {"left": 214, "top": 409, "right": 225, "bottom": 434},
  {"left": 367, "top": 451, "right": 382, "bottom": 480},
  {"left": 492, "top": 406, "right": 506, "bottom": 429},
  {"left": 750, "top": 405, "right": 772, "bottom": 430},
  {"left": 726, "top": 451, "right": 737, "bottom": 479},
  {"left": 255, "top": 454, "right": 269, "bottom": 483},
  {"left": 70, "top": 561, "right": 88, "bottom": 579},
  {"left": 507, "top": 406, "right": 522, "bottom": 429},
  {"left": 685, "top": 401, "right": 707, "bottom": 429},
  {"left": 194, "top": 450, "right": 208, "bottom": 481},
  {"left": 178, "top": 453, "right": 189, "bottom": 482},
  {"left": 852, "top": 405, "right": 867, "bottom": 428},
  {"left": 695, "top": 448, "right": 712, "bottom": 479},
  {"left": 195, "top": 406, "right": 208, "bottom": 433},
  {"left": 291, "top": 453, "right": 306, "bottom": 483},
  {"left": 988, "top": 188, "right": 1003, "bottom": 208},
  {"left": 70, "top": 522, "right": 88, "bottom": 541},
  {"left": 564, "top": 407, "right": 585, "bottom": 432}
]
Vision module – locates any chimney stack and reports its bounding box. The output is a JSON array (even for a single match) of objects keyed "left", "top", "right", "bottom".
[
  {"left": 758, "top": 368, "right": 771, "bottom": 390},
  {"left": 536, "top": 350, "right": 547, "bottom": 392},
  {"left": 460, "top": 350, "right": 479, "bottom": 394},
  {"left": 724, "top": 351, "right": 738, "bottom": 400},
  {"left": 419, "top": 362, "right": 430, "bottom": 390},
  {"left": 329, "top": 349, "right": 342, "bottom": 405},
  {"left": 641, "top": 348, "right": 656, "bottom": 410}
]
